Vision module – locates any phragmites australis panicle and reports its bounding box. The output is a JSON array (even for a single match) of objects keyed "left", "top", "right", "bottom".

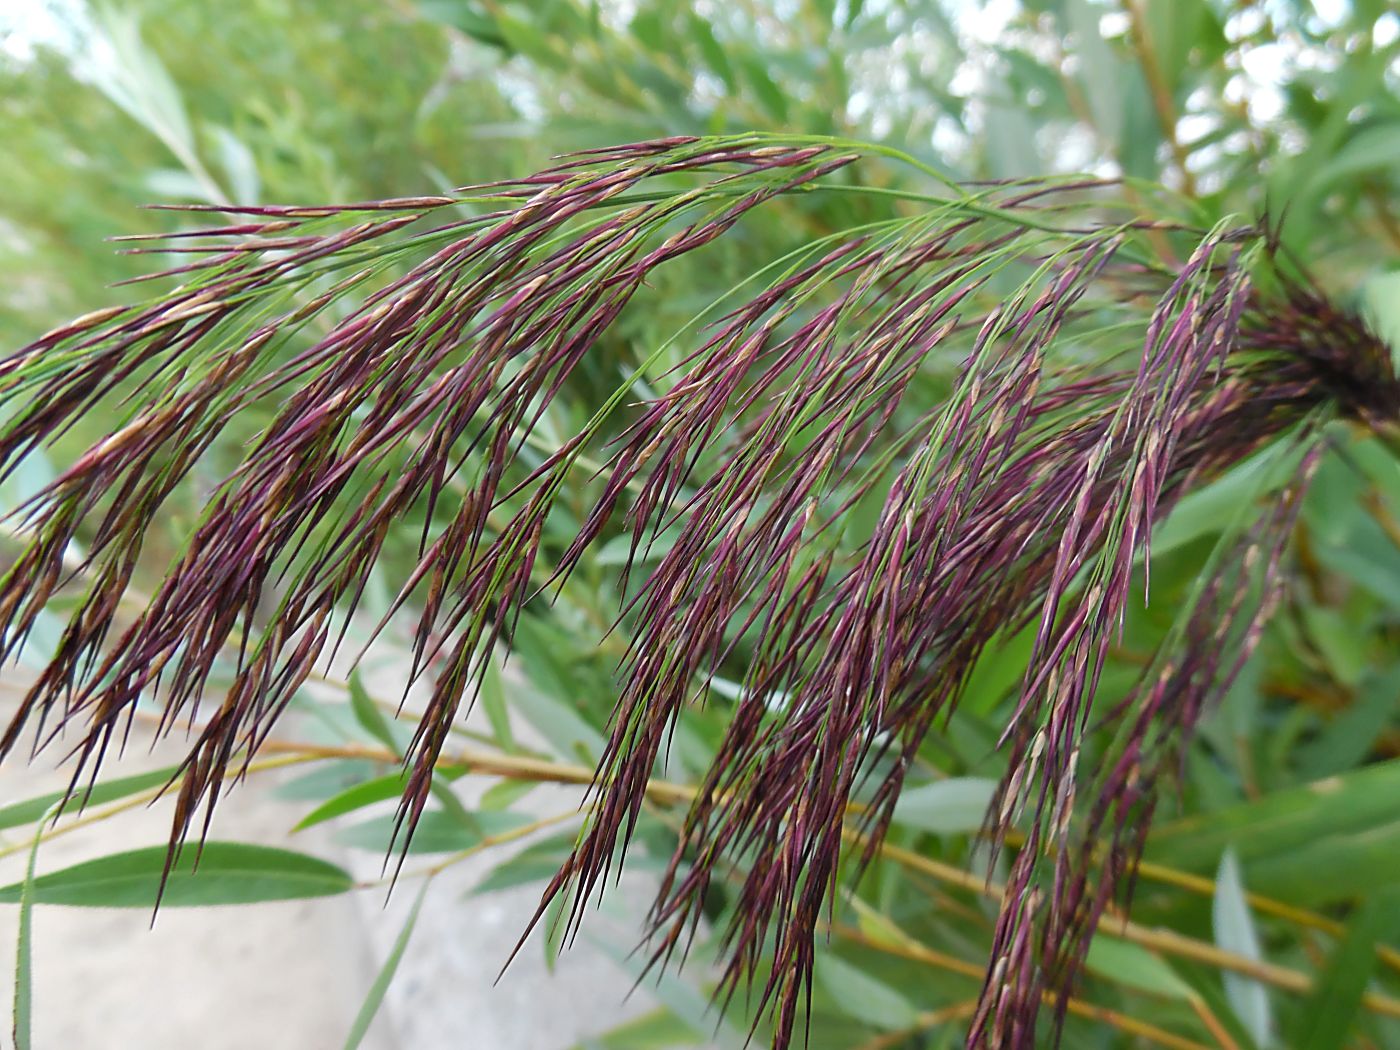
[{"left": 0, "top": 135, "right": 1395, "bottom": 1046}]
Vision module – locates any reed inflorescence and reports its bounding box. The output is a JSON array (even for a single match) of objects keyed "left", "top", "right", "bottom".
[{"left": 1, "top": 134, "right": 1394, "bottom": 1046}]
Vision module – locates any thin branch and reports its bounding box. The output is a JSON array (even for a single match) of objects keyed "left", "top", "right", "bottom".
[
  {"left": 849, "top": 1000, "right": 980, "bottom": 1050},
  {"left": 870, "top": 837, "right": 1400, "bottom": 1021},
  {"left": 0, "top": 753, "right": 317, "bottom": 860},
  {"left": 25, "top": 695, "right": 1400, "bottom": 981},
  {"left": 1188, "top": 995, "right": 1242, "bottom": 1050},
  {"left": 831, "top": 923, "right": 1214, "bottom": 1050}
]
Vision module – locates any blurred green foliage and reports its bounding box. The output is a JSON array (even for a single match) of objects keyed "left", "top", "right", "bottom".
[{"left": 2, "top": 1, "right": 1400, "bottom": 1047}]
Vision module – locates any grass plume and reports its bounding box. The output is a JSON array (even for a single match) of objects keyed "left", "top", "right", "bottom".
[{"left": 1, "top": 134, "right": 1395, "bottom": 1045}]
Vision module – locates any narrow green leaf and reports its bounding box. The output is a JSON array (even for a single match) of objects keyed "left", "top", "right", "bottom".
[
  {"left": 342, "top": 882, "right": 428, "bottom": 1050},
  {"left": 1362, "top": 269, "right": 1400, "bottom": 354},
  {"left": 1298, "top": 665, "right": 1400, "bottom": 778},
  {"left": 1312, "top": 531, "right": 1400, "bottom": 609},
  {"left": 580, "top": 1005, "right": 704, "bottom": 1050},
  {"left": 274, "top": 759, "right": 380, "bottom": 802},
  {"left": 1243, "top": 819, "right": 1400, "bottom": 907},
  {"left": 688, "top": 14, "right": 736, "bottom": 92},
  {"left": 1084, "top": 934, "right": 1194, "bottom": 1001},
  {"left": 473, "top": 830, "right": 578, "bottom": 895},
  {"left": 740, "top": 55, "right": 790, "bottom": 123},
  {"left": 1144, "top": 0, "right": 1222, "bottom": 95},
  {"left": 1065, "top": 0, "right": 1123, "bottom": 143},
  {"left": 1299, "top": 605, "right": 1370, "bottom": 686},
  {"left": 12, "top": 807, "right": 53, "bottom": 1050},
  {"left": 210, "top": 125, "right": 259, "bottom": 204},
  {"left": 295, "top": 772, "right": 411, "bottom": 831},
  {"left": 511, "top": 682, "right": 606, "bottom": 762},
  {"left": 589, "top": 935, "right": 746, "bottom": 1047},
  {"left": 0, "top": 843, "right": 352, "bottom": 907},
  {"left": 628, "top": 8, "right": 666, "bottom": 52},
  {"left": 14, "top": 610, "right": 63, "bottom": 670},
  {"left": 1213, "top": 848, "right": 1273, "bottom": 1047},
  {"left": 816, "top": 954, "right": 919, "bottom": 1029},
  {"left": 416, "top": 0, "right": 508, "bottom": 46},
  {"left": 296, "top": 767, "right": 470, "bottom": 831},
  {"left": 891, "top": 777, "right": 997, "bottom": 835},
  {"left": 594, "top": 528, "right": 679, "bottom": 566},
  {"left": 88, "top": 9, "right": 195, "bottom": 157},
  {"left": 1310, "top": 122, "right": 1400, "bottom": 191},
  {"left": 1294, "top": 887, "right": 1400, "bottom": 1050},
  {"left": 0, "top": 442, "right": 54, "bottom": 516},
  {"left": 480, "top": 646, "right": 517, "bottom": 753},
  {"left": 493, "top": 11, "right": 566, "bottom": 69},
  {"left": 985, "top": 102, "right": 1040, "bottom": 179},
  {"left": 427, "top": 778, "right": 478, "bottom": 832},
  {"left": 336, "top": 809, "right": 529, "bottom": 855},
  {"left": 0, "top": 766, "right": 176, "bottom": 831},
  {"left": 1147, "top": 758, "right": 1400, "bottom": 872},
  {"left": 1119, "top": 69, "right": 1161, "bottom": 179},
  {"left": 961, "top": 627, "right": 1035, "bottom": 712},
  {"left": 478, "top": 778, "right": 537, "bottom": 812},
  {"left": 543, "top": 889, "right": 567, "bottom": 974},
  {"left": 349, "top": 670, "right": 400, "bottom": 755},
  {"left": 1152, "top": 442, "right": 1299, "bottom": 557}
]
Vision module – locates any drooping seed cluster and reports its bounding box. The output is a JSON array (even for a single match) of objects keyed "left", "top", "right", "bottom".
[{"left": 0, "top": 136, "right": 1392, "bottom": 1047}]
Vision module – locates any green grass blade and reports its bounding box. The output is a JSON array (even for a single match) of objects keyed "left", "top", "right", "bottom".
[
  {"left": 348, "top": 671, "right": 401, "bottom": 755},
  {"left": 0, "top": 767, "right": 177, "bottom": 831},
  {"left": 0, "top": 843, "right": 352, "bottom": 907},
  {"left": 294, "top": 773, "right": 413, "bottom": 831},
  {"left": 1213, "top": 847, "right": 1272, "bottom": 1047},
  {"left": 11, "top": 807, "right": 53, "bottom": 1050},
  {"left": 1295, "top": 887, "right": 1400, "bottom": 1050},
  {"left": 1147, "top": 758, "right": 1400, "bottom": 871},
  {"left": 342, "top": 881, "right": 428, "bottom": 1050}
]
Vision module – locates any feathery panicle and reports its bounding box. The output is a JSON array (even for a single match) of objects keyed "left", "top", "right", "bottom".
[{"left": 1, "top": 134, "right": 1395, "bottom": 1044}]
